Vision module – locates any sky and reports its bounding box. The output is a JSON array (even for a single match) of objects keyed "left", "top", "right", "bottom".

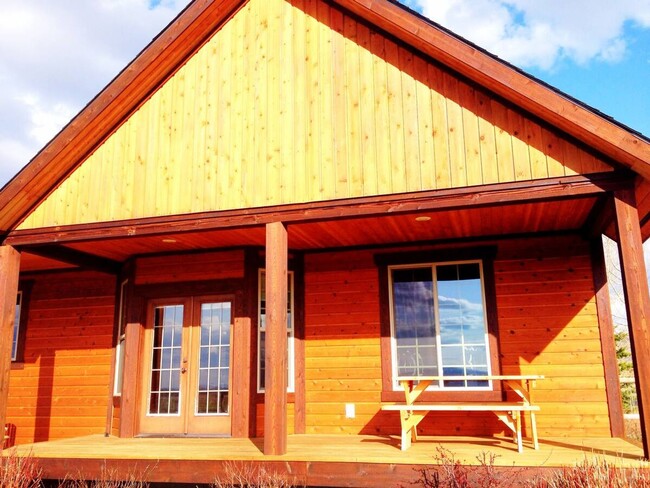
[{"left": 0, "top": 0, "right": 649, "bottom": 187}]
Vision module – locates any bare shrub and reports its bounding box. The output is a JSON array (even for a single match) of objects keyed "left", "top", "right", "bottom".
[
  {"left": 0, "top": 450, "right": 42, "bottom": 488},
  {"left": 411, "top": 447, "right": 527, "bottom": 488},
  {"left": 526, "top": 457, "right": 650, "bottom": 488},
  {"left": 212, "top": 461, "right": 305, "bottom": 488}
]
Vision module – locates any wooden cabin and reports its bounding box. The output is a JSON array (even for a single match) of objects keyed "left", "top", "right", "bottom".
[{"left": 1, "top": 0, "right": 650, "bottom": 484}]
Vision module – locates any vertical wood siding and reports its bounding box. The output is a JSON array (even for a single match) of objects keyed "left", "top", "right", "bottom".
[
  {"left": 18, "top": 0, "right": 613, "bottom": 230},
  {"left": 303, "top": 236, "right": 610, "bottom": 437},
  {"left": 6, "top": 272, "right": 115, "bottom": 445}
]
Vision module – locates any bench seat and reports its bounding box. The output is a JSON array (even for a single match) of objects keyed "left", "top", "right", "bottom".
[
  {"left": 381, "top": 403, "right": 540, "bottom": 412},
  {"left": 381, "top": 402, "right": 539, "bottom": 452}
]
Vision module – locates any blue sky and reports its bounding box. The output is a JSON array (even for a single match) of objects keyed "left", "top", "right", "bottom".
[{"left": 528, "top": 23, "right": 650, "bottom": 137}]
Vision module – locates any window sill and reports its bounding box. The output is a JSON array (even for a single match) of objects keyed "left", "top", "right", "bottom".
[{"left": 10, "top": 362, "right": 25, "bottom": 370}]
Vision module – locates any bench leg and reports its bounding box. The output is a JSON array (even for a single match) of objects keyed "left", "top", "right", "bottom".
[
  {"left": 495, "top": 412, "right": 523, "bottom": 453},
  {"left": 399, "top": 410, "right": 426, "bottom": 451},
  {"left": 530, "top": 411, "right": 539, "bottom": 450},
  {"left": 514, "top": 411, "right": 523, "bottom": 453}
]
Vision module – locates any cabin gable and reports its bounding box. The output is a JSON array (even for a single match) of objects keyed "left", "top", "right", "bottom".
[{"left": 17, "top": 0, "right": 614, "bottom": 231}]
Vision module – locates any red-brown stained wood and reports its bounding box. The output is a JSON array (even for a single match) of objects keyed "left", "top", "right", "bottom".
[
  {"left": 0, "top": 246, "right": 21, "bottom": 443},
  {"left": 264, "top": 222, "right": 288, "bottom": 455},
  {"left": 303, "top": 237, "right": 610, "bottom": 438},
  {"left": 232, "top": 317, "right": 252, "bottom": 438},
  {"left": 613, "top": 188, "right": 650, "bottom": 458},
  {"left": 135, "top": 250, "right": 244, "bottom": 285},
  {"left": 6, "top": 270, "right": 115, "bottom": 446},
  {"left": 590, "top": 236, "right": 625, "bottom": 437}
]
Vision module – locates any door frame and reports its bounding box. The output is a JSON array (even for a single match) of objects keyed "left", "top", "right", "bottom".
[{"left": 137, "top": 294, "right": 236, "bottom": 436}]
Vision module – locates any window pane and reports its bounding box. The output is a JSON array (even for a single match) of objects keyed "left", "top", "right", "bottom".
[
  {"left": 392, "top": 267, "right": 438, "bottom": 378},
  {"left": 436, "top": 263, "right": 489, "bottom": 384},
  {"left": 149, "top": 305, "right": 183, "bottom": 415},
  {"left": 258, "top": 270, "right": 294, "bottom": 392},
  {"left": 195, "top": 302, "right": 231, "bottom": 415},
  {"left": 390, "top": 261, "right": 491, "bottom": 390},
  {"left": 11, "top": 292, "right": 22, "bottom": 361}
]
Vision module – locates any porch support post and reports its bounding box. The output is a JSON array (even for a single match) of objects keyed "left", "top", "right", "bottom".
[
  {"left": 264, "top": 221, "right": 288, "bottom": 455},
  {"left": 613, "top": 188, "right": 650, "bottom": 459},
  {"left": 0, "top": 245, "right": 21, "bottom": 446}
]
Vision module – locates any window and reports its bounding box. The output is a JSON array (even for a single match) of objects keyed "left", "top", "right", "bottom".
[
  {"left": 389, "top": 261, "right": 491, "bottom": 390},
  {"left": 11, "top": 292, "right": 22, "bottom": 361},
  {"left": 113, "top": 279, "right": 128, "bottom": 396},
  {"left": 258, "top": 270, "right": 294, "bottom": 393}
]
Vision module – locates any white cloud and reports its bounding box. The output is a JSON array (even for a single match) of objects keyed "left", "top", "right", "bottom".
[
  {"left": 415, "top": 0, "right": 650, "bottom": 70},
  {"left": 0, "top": 0, "right": 190, "bottom": 187}
]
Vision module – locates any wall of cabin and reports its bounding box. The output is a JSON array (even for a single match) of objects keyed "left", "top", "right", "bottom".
[
  {"left": 301, "top": 235, "right": 611, "bottom": 438},
  {"left": 7, "top": 236, "right": 611, "bottom": 445},
  {"left": 7, "top": 271, "right": 115, "bottom": 446},
  {"left": 18, "top": 0, "right": 613, "bottom": 230}
]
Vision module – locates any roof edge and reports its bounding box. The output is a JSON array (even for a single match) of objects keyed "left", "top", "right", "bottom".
[
  {"left": 0, "top": 0, "right": 246, "bottom": 232},
  {"left": 332, "top": 0, "right": 650, "bottom": 176}
]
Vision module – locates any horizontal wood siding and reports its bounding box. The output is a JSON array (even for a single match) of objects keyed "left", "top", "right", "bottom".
[
  {"left": 304, "top": 250, "right": 383, "bottom": 435},
  {"left": 495, "top": 238, "right": 610, "bottom": 437},
  {"left": 134, "top": 250, "right": 244, "bottom": 285},
  {"left": 18, "top": 0, "right": 613, "bottom": 230},
  {"left": 7, "top": 271, "right": 115, "bottom": 445},
  {"left": 303, "top": 236, "right": 610, "bottom": 437}
]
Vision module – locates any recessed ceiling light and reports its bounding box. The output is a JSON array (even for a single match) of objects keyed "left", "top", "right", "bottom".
[
  {"left": 415, "top": 216, "right": 431, "bottom": 222},
  {"left": 162, "top": 238, "right": 177, "bottom": 243}
]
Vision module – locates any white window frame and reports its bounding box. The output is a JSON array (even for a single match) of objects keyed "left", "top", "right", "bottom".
[
  {"left": 257, "top": 269, "right": 295, "bottom": 393},
  {"left": 11, "top": 291, "right": 22, "bottom": 361},
  {"left": 388, "top": 260, "right": 492, "bottom": 391},
  {"left": 113, "top": 279, "right": 128, "bottom": 396}
]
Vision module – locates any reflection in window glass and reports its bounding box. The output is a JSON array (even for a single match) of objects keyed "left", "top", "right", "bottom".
[
  {"left": 390, "top": 261, "right": 490, "bottom": 389},
  {"left": 196, "top": 302, "right": 231, "bottom": 415},
  {"left": 149, "top": 305, "right": 184, "bottom": 415}
]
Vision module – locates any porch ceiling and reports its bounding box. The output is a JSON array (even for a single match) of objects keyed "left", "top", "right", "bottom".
[{"left": 18, "top": 196, "right": 598, "bottom": 273}]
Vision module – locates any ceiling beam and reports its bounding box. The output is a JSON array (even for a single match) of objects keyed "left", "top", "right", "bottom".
[{"left": 4, "top": 172, "right": 634, "bottom": 247}]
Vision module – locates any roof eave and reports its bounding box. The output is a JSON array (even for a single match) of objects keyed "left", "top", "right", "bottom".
[{"left": 333, "top": 0, "right": 650, "bottom": 175}]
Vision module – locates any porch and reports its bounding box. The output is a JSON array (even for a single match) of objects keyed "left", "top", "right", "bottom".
[{"left": 5, "top": 434, "right": 648, "bottom": 486}]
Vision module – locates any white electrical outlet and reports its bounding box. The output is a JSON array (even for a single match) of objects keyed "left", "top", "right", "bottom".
[{"left": 345, "top": 403, "right": 355, "bottom": 419}]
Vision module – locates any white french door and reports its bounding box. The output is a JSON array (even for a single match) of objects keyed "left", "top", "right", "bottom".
[{"left": 139, "top": 296, "right": 233, "bottom": 436}]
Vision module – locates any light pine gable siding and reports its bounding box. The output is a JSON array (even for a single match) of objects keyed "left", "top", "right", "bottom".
[{"left": 18, "top": 0, "right": 613, "bottom": 230}]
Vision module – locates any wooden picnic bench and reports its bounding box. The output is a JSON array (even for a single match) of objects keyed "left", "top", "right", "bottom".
[{"left": 381, "top": 375, "right": 543, "bottom": 453}]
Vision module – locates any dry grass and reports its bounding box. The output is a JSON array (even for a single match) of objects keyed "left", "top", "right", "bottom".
[
  {"left": 526, "top": 457, "right": 650, "bottom": 488},
  {"left": 411, "top": 450, "right": 650, "bottom": 488},
  {"left": 626, "top": 418, "right": 643, "bottom": 447},
  {"left": 0, "top": 450, "right": 42, "bottom": 488},
  {"left": 211, "top": 461, "right": 305, "bottom": 488}
]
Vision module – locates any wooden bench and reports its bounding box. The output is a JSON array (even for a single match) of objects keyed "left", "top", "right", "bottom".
[{"left": 381, "top": 375, "right": 543, "bottom": 453}]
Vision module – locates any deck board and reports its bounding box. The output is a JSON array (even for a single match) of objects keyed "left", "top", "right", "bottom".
[{"left": 4, "top": 434, "right": 647, "bottom": 485}]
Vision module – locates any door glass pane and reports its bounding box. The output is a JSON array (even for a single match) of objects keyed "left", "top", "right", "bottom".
[
  {"left": 149, "top": 305, "right": 183, "bottom": 415},
  {"left": 196, "top": 302, "right": 231, "bottom": 415}
]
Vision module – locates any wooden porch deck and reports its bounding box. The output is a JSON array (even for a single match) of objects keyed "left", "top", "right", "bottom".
[{"left": 5, "top": 434, "right": 648, "bottom": 486}]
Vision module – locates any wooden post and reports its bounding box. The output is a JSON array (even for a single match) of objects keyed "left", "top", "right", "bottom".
[
  {"left": 119, "top": 293, "right": 144, "bottom": 438},
  {"left": 0, "top": 246, "right": 21, "bottom": 447},
  {"left": 613, "top": 188, "right": 650, "bottom": 459},
  {"left": 590, "top": 236, "right": 625, "bottom": 438},
  {"left": 231, "top": 317, "right": 251, "bottom": 438},
  {"left": 264, "top": 222, "right": 288, "bottom": 455}
]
